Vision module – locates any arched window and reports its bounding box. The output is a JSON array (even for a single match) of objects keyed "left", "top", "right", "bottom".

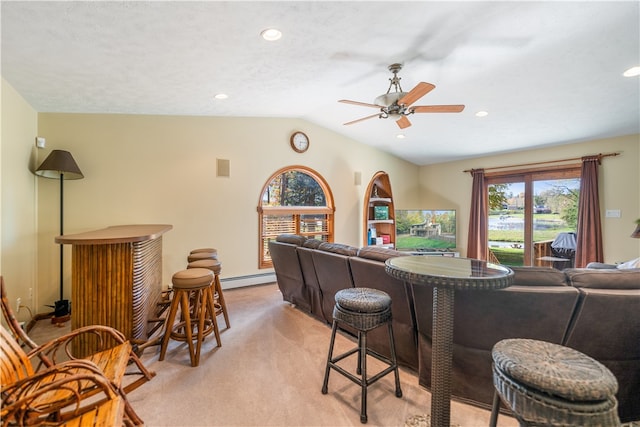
[{"left": 257, "top": 166, "right": 335, "bottom": 268}]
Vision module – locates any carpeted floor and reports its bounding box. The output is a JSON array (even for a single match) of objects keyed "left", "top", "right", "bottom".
[{"left": 28, "top": 283, "right": 518, "bottom": 426}]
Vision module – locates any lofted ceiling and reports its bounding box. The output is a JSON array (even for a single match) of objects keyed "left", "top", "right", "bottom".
[{"left": 2, "top": 1, "right": 639, "bottom": 166}]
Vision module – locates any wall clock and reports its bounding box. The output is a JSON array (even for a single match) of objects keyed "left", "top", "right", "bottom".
[{"left": 290, "top": 131, "right": 309, "bottom": 153}]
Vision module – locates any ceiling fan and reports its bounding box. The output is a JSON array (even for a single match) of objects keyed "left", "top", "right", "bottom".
[{"left": 339, "top": 63, "right": 465, "bottom": 129}]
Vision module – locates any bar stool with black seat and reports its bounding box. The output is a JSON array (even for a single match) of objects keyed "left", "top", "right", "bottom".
[
  {"left": 490, "top": 338, "right": 620, "bottom": 427},
  {"left": 159, "top": 268, "right": 222, "bottom": 367},
  {"left": 187, "top": 258, "right": 230, "bottom": 329},
  {"left": 321, "top": 287, "right": 402, "bottom": 424}
]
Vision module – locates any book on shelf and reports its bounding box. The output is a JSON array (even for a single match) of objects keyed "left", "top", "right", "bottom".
[{"left": 374, "top": 205, "right": 389, "bottom": 220}]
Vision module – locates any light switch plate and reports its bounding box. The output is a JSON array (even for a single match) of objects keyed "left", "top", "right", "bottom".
[
  {"left": 605, "top": 209, "right": 621, "bottom": 218},
  {"left": 35, "top": 137, "right": 46, "bottom": 148}
]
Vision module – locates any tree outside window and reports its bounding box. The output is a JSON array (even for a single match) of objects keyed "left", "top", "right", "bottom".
[{"left": 258, "top": 166, "right": 334, "bottom": 268}]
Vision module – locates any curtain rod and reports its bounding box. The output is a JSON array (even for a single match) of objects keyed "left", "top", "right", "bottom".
[{"left": 463, "top": 152, "right": 620, "bottom": 173}]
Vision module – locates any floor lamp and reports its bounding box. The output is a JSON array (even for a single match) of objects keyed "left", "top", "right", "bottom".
[{"left": 35, "top": 149, "right": 84, "bottom": 322}]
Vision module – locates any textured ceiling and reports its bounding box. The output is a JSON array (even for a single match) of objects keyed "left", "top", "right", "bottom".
[{"left": 2, "top": 1, "right": 639, "bottom": 165}]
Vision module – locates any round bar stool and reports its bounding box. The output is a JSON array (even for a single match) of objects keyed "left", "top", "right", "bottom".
[
  {"left": 187, "top": 251, "right": 217, "bottom": 263},
  {"left": 190, "top": 247, "right": 218, "bottom": 256},
  {"left": 321, "top": 287, "right": 402, "bottom": 424},
  {"left": 187, "top": 258, "right": 230, "bottom": 329},
  {"left": 159, "top": 268, "right": 221, "bottom": 367},
  {"left": 490, "top": 339, "right": 620, "bottom": 427}
]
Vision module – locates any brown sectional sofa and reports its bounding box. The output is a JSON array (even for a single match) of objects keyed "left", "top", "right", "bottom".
[{"left": 268, "top": 234, "right": 640, "bottom": 422}]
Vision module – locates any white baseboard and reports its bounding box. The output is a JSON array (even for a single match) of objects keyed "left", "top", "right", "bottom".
[{"left": 220, "top": 272, "right": 276, "bottom": 289}]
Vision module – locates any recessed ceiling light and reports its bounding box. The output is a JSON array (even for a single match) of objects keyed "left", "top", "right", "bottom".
[
  {"left": 214, "top": 93, "right": 228, "bottom": 100},
  {"left": 396, "top": 134, "right": 406, "bottom": 139},
  {"left": 261, "top": 28, "right": 282, "bottom": 41},
  {"left": 475, "top": 111, "right": 489, "bottom": 117},
  {"left": 623, "top": 66, "right": 640, "bottom": 77}
]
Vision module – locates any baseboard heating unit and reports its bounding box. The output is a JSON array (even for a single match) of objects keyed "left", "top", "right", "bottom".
[{"left": 220, "top": 273, "right": 276, "bottom": 289}]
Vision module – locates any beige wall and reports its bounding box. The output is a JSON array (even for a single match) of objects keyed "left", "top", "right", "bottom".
[
  {"left": 35, "top": 113, "right": 420, "bottom": 309},
  {"left": 1, "top": 78, "right": 39, "bottom": 322},
  {"left": 419, "top": 134, "right": 640, "bottom": 263},
  {"left": 2, "top": 91, "right": 638, "bottom": 319}
]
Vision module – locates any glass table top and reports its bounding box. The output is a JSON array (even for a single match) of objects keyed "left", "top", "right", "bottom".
[{"left": 385, "top": 256, "right": 514, "bottom": 291}]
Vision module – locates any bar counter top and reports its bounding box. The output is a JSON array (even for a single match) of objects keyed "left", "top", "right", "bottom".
[{"left": 55, "top": 224, "right": 173, "bottom": 245}]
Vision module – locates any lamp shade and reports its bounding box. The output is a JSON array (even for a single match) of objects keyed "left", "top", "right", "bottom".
[
  {"left": 631, "top": 223, "right": 640, "bottom": 239},
  {"left": 35, "top": 150, "right": 84, "bottom": 180}
]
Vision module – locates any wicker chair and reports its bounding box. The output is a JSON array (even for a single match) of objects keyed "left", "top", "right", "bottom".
[
  {"left": 1, "top": 351, "right": 127, "bottom": 426},
  {"left": 1, "top": 276, "right": 154, "bottom": 425}
]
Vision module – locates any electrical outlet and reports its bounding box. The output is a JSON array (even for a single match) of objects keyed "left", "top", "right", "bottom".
[{"left": 16, "top": 297, "right": 21, "bottom": 312}]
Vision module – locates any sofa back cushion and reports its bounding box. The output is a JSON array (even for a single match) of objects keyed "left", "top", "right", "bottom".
[
  {"left": 510, "top": 266, "right": 568, "bottom": 286},
  {"left": 564, "top": 268, "right": 640, "bottom": 289},
  {"left": 302, "top": 238, "right": 323, "bottom": 249},
  {"left": 317, "top": 242, "right": 358, "bottom": 256},
  {"left": 356, "top": 246, "right": 408, "bottom": 262},
  {"left": 275, "top": 234, "right": 307, "bottom": 246}
]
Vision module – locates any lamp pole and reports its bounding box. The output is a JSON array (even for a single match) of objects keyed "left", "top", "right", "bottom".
[
  {"left": 35, "top": 149, "right": 84, "bottom": 323},
  {"left": 58, "top": 173, "right": 64, "bottom": 303}
]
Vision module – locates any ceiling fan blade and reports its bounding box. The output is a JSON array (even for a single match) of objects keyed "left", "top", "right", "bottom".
[
  {"left": 397, "top": 82, "right": 435, "bottom": 107},
  {"left": 339, "top": 99, "right": 383, "bottom": 109},
  {"left": 343, "top": 113, "right": 381, "bottom": 126},
  {"left": 396, "top": 116, "right": 412, "bottom": 129},
  {"left": 412, "top": 104, "right": 466, "bottom": 113}
]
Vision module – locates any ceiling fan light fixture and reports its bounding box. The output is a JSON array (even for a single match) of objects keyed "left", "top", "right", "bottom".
[
  {"left": 475, "top": 111, "right": 489, "bottom": 117},
  {"left": 261, "top": 28, "right": 282, "bottom": 41},
  {"left": 623, "top": 66, "right": 640, "bottom": 77},
  {"left": 374, "top": 92, "right": 407, "bottom": 107},
  {"left": 214, "top": 93, "right": 228, "bottom": 100},
  {"left": 396, "top": 134, "right": 406, "bottom": 139}
]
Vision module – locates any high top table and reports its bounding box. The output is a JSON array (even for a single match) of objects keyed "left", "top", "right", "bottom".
[
  {"left": 385, "top": 256, "right": 513, "bottom": 427},
  {"left": 56, "top": 224, "right": 172, "bottom": 357}
]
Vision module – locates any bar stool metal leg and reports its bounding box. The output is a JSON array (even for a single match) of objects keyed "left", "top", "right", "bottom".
[
  {"left": 321, "top": 321, "right": 339, "bottom": 395},
  {"left": 360, "top": 332, "right": 368, "bottom": 423},
  {"left": 489, "top": 390, "right": 500, "bottom": 427},
  {"left": 388, "top": 322, "right": 403, "bottom": 398}
]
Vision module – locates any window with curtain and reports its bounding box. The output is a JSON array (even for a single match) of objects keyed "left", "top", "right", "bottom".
[
  {"left": 486, "top": 166, "right": 581, "bottom": 267},
  {"left": 257, "top": 166, "right": 334, "bottom": 268}
]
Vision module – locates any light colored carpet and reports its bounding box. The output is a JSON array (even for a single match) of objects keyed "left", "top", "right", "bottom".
[{"left": 28, "top": 283, "right": 517, "bottom": 426}]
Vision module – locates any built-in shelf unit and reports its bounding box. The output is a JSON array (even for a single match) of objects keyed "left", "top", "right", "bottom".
[{"left": 363, "top": 171, "right": 395, "bottom": 248}]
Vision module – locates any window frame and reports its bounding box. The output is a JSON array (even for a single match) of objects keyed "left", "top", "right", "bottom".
[
  {"left": 257, "top": 165, "right": 335, "bottom": 269},
  {"left": 485, "top": 164, "right": 581, "bottom": 266}
]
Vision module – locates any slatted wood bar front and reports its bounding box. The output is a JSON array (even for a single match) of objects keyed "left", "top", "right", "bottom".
[{"left": 56, "top": 224, "right": 172, "bottom": 357}]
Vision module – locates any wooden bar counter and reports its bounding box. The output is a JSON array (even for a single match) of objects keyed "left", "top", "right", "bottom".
[{"left": 56, "top": 224, "right": 172, "bottom": 356}]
